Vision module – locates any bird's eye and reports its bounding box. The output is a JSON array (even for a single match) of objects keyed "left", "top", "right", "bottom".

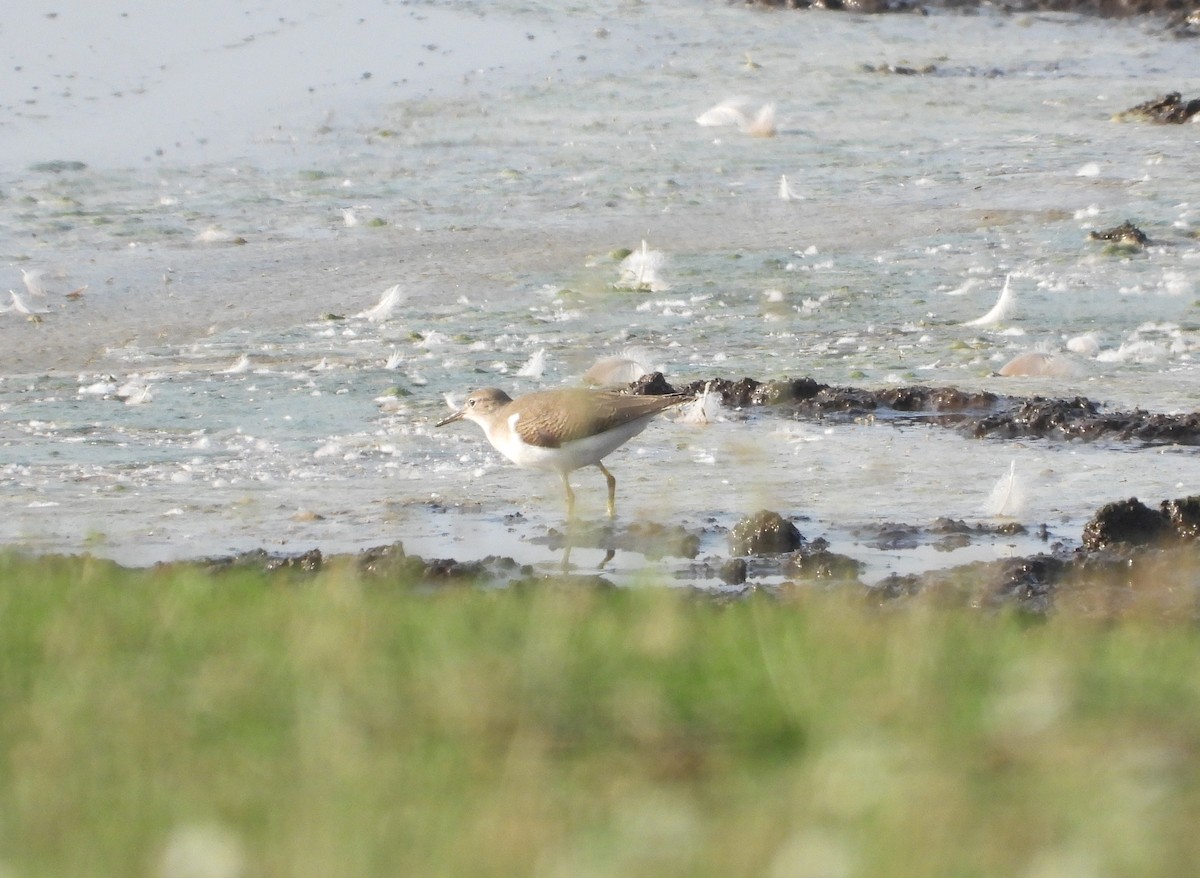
[{"left": 467, "top": 398, "right": 476, "bottom": 407}]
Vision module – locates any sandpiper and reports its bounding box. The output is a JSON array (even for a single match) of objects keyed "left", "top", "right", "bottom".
[{"left": 436, "top": 387, "right": 686, "bottom": 518}]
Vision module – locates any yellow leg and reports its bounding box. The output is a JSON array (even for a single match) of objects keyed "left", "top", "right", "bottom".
[
  {"left": 598, "top": 462, "right": 617, "bottom": 518},
  {"left": 561, "top": 472, "right": 576, "bottom": 520}
]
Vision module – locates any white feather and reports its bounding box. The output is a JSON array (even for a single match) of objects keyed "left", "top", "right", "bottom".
[
  {"left": 221, "top": 354, "right": 252, "bottom": 374},
  {"left": 614, "top": 241, "right": 669, "bottom": 292},
  {"left": 696, "top": 98, "right": 753, "bottom": 127},
  {"left": 676, "top": 383, "right": 721, "bottom": 425},
  {"left": 696, "top": 98, "right": 775, "bottom": 136},
  {"left": 21, "top": 269, "right": 48, "bottom": 298},
  {"left": 778, "top": 174, "right": 804, "bottom": 201},
  {"left": 984, "top": 460, "right": 1023, "bottom": 517},
  {"left": 516, "top": 348, "right": 547, "bottom": 378},
  {"left": 356, "top": 284, "right": 405, "bottom": 322},
  {"left": 6, "top": 290, "right": 48, "bottom": 315},
  {"left": 944, "top": 277, "right": 982, "bottom": 297},
  {"left": 963, "top": 274, "right": 1015, "bottom": 327},
  {"left": 742, "top": 103, "right": 776, "bottom": 137},
  {"left": 582, "top": 347, "right": 658, "bottom": 386}
]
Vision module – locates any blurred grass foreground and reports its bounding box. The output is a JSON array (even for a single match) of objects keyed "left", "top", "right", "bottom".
[{"left": 3, "top": 551, "right": 1200, "bottom": 877}]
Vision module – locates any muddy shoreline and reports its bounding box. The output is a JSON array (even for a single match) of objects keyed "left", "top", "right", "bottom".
[
  {"left": 86, "top": 491, "right": 1200, "bottom": 620},
  {"left": 36, "top": 375, "right": 1199, "bottom": 619}
]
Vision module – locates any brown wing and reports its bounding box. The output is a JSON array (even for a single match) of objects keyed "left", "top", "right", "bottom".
[{"left": 511, "top": 390, "right": 683, "bottom": 448}]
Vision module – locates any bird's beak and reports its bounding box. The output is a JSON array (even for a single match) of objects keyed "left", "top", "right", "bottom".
[{"left": 436, "top": 408, "right": 465, "bottom": 427}]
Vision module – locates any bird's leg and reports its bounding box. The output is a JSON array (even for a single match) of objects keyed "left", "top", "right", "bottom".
[
  {"left": 598, "top": 462, "right": 617, "bottom": 518},
  {"left": 560, "top": 472, "right": 576, "bottom": 520}
]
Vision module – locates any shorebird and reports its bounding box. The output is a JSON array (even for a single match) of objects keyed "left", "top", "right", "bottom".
[{"left": 436, "top": 387, "right": 686, "bottom": 518}]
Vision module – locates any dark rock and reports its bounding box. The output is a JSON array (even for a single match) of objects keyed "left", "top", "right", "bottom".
[
  {"left": 730, "top": 510, "right": 804, "bottom": 556},
  {"left": 1082, "top": 497, "right": 1172, "bottom": 550}
]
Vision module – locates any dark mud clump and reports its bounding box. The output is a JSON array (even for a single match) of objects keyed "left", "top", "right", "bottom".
[
  {"left": 1088, "top": 219, "right": 1149, "bottom": 248},
  {"left": 674, "top": 376, "right": 996, "bottom": 418},
  {"left": 970, "top": 398, "right": 1200, "bottom": 445},
  {"left": 730, "top": 509, "right": 804, "bottom": 555},
  {"left": 871, "top": 554, "right": 1067, "bottom": 615},
  {"left": 355, "top": 543, "right": 531, "bottom": 585},
  {"left": 868, "top": 494, "right": 1200, "bottom": 618},
  {"left": 741, "top": 0, "right": 1200, "bottom": 27},
  {"left": 647, "top": 372, "right": 1200, "bottom": 445},
  {"left": 191, "top": 547, "right": 325, "bottom": 576},
  {"left": 1114, "top": 92, "right": 1200, "bottom": 123},
  {"left": 180, "top": 543, "right": 533, "bottom": 588},
  {"left": 683, "top": 509, "right": 864, "bottom": 588},
  {"left": 1081, "top": 497, "right": 1172, "bottom": 550},
  {"left": 1080, "top": 496, "right": 1200, "bottom": 550},
  {"left": 628, "top": 371, "right": 679, "bottom": 396}
]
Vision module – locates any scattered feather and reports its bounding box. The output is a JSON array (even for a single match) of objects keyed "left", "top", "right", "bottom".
[
  {"left": 582, "top": 347, "right": 657, "bottom": 386},
  {"left": 384, "top": 349, "right": 404, "bottom": 370},
  {"left": 614, "top": 240, "right": 669, "bottom": 292},
  {"left": 676, "top": 383, "right": 722, "bottom": 424},
  {"left": 117, "top": 381, "right": 153, "bottom": 405},
  {"left": 221, "top": 354, "right": 252, "bottom": 374},
  {"left": 5, "top": 290, "right": 49, "bottom": 315},
  {"left": 944, "top": 277, "right": 982, "bottom": 297},
  {"left": 355, "top": 283, "right": 405, "bottom": 322},
  {"left": 20, "top": 269, "right": 48, "bottom": 298},
  {"left": 79, "top": 377, "right": 119, "bottom": 396},
  {"left": 340, "top": 207, "right": 359, "bottom": 227},
  {"left": 778, "top": 174, "right": 804, "bottom": 201},
  {"left": 516, "top": 348, "right": 547, "bottom": 378},
  {"left": 743, "top": 103, "right": 777, "bottom": 137},
  {"left": 963, "top": 274, "right": 1015, "bottom": 327},
  {"left": 984, "top": 460, "right": 1024, "bottom": 518},
  {"left": 695, "top": 98, "right": 776, "bottom": 136},
  {"left": 696, "top": 97, "right": 753, "bottom": 127}
]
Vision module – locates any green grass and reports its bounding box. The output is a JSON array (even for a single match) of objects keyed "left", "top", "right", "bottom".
[{"left": 2, "top": 552, "right": 1200, "bottom": 877}]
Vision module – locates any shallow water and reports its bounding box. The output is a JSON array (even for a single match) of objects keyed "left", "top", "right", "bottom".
[{"left": 1, "top": 1, "right": 1198, "bottom": 583}]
